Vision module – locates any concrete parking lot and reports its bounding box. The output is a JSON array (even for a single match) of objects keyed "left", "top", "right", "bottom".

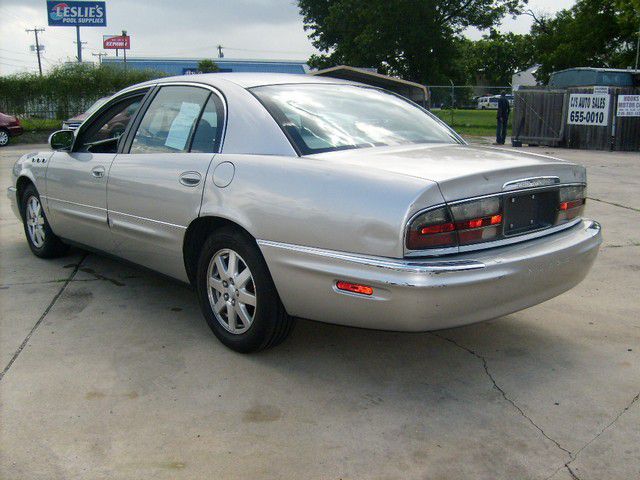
[{"left": 1, "top": 143, "right": 638, "bottom": 480}]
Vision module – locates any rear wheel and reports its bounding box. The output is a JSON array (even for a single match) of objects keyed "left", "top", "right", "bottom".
[
  {"left": 196, "top": 227, "right": 294, "bottom": 352},
  {"left": 21, "top": 184, "right": 68, "bottom": 258}
]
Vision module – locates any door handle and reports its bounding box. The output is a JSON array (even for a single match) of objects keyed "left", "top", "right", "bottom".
[
  {"left": 179, "top": 171, "right": 202, "bottom": 187},
  {"left": 91, "top": 166, "right": 105, "bottom": 178}
]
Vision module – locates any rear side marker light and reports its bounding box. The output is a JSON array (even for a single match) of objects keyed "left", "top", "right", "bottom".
[{"left": 336, "top": 281, "right": 373, "bottom": 296}]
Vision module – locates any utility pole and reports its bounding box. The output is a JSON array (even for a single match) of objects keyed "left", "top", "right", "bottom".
[
  {"left": 92, "top": 52, "right": 108, "bottom": 65},
  {"left": 217, "top": 45, "right": 224, "bottom": 58},
  {"left": 122, "top": 30, "right": 127, "bottom": 70},
  {"left": 635, "top": 23, "right": 639, "bottom": 70},
  {"left": 73, "top": 26, "right": 87, "bottom": 62},
  {"left": 26, "top": 27, "right": 45, "bottom": 76}
]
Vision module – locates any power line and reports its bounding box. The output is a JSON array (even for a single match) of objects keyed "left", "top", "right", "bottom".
[{"left": 0, "top": 47, "right": 34, "bottom": 57}]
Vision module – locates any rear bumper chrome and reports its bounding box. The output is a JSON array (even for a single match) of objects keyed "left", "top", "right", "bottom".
[{"left": 258, "top": 219, "right": 601, "bottom": 331}]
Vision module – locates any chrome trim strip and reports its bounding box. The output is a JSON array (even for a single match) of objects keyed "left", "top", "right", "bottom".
[
  {"left": 46, "top": 195, "right": 107, "bottom": 212},
  {"left": 109, "top": 210, "right": 187, "bottom": 229},
  {"left": 446, "top": 182, "right": 586, "bottom": 206},
  {"left": 458, "top": 218, "right": 582, "bottom": 253},
  {"left": 257, "top": 240, "right": 485, "bottom": 273},
  {"left": 502, "top": 176, "right": 560, "bottom": 191}
]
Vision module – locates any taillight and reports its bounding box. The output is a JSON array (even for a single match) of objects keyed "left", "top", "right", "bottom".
[
  {"left": 450, "top": 197, "right": 503, "bottom": 246},
  {"left": 406, "top": 207, "right": 457, "bottom": 249},
  {"left": 557, "top": 185, "right": 586, "bottom": 223},
  {"left": 406, "top": 197, "right": 503, "bottom": 250}
]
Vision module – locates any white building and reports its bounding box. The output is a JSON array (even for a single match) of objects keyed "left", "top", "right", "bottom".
[{"left": 512, "top": 65, "right": 540, "bottom": 90}]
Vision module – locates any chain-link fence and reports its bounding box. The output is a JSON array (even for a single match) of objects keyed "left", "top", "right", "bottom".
[
  {"left": 0, "top": 96, "right": 103, "bottom": 121},
  {"left": 428, "top": 85, "right": 511, "bottom": 109}
]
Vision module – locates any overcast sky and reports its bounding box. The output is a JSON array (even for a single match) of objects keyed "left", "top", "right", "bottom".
[{"left": 0, "top": 0, "right": 576, "bottom": 76}]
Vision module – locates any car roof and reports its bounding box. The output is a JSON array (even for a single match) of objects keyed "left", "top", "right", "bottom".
[{"left": 151, "top": 72, "right": 359, "bottom": 89}]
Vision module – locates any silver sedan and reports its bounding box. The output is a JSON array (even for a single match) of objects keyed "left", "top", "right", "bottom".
[{"left": 7, "top": 73, "right": 601, "bottom": 352}]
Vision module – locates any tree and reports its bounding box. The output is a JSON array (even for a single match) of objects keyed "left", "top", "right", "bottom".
[
  {"left": 529, "top": 0, "right": 640, "bottom": 82},
  {"left": 461, "top": 31, "right": 537, "bottom": 86},
  {"left": 197, "top": 59, "right": 220, "bottom": 73},
  {"left": 298, "top": 0, "right": 527, "bottom": 85}
]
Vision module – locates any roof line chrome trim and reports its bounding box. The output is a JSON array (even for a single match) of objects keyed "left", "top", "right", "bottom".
[{"left": 257, "top": 240, "right": 485, "bottom": 273}]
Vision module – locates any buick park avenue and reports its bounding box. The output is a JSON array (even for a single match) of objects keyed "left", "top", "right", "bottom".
[{"left": 8, "top": 73, "right": 601, "bottom": 352}]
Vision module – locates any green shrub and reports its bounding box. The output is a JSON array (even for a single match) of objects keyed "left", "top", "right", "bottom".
[{"left": 0, "top": 63, "right": 166, "bottom": 119}]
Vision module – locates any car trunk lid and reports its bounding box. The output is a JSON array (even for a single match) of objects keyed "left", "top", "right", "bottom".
[{"left": 308, "top": 143, "right": 586, "bottom": 202}]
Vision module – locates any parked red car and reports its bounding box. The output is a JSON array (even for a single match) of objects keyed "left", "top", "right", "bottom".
[{"left": 0, "top": 112, "right": 23, "bottom": 147}]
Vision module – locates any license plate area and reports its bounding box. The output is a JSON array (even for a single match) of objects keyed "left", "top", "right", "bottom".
[{"left": 504, "top": 191, "right": 557, "bottom": 236}]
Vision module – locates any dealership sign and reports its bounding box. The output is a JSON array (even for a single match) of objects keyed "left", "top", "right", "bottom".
[
  {"left": 616, "top": 95, "right": 640, "bottom": 117},
  {"left": 103, "top": 35, "right": 130, "bottom": 49},
  {"left": 567, "top": 93, "right": 610, "bottom": 126},
  {"left": 47, "top": 1, "right": 107, "bottom": 26}
]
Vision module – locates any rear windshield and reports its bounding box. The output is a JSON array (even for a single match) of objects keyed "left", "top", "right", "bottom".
[{"left": 251, "top": 84, "right": 460, "bottom": 155}]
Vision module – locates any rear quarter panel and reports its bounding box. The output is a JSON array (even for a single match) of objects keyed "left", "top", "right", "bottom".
[{"left": 200, "top": 154, "right": 445, "bottom": 258}]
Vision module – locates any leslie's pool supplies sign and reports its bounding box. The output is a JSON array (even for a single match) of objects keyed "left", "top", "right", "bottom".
[
  {"left": 47, "top": 1, "right": 107, "bottom": 26},
  {"left": 567, "top": 93, "right": 610, "bottom": 126}
]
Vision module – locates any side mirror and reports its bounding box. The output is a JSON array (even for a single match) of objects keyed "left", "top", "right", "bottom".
[{"left": 49, "top": 129, "right": 75, "bottom": 151}]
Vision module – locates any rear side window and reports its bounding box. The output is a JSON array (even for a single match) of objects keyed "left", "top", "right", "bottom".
[
  {"left": 190, "top": 94, "right": 224, "bottom": 153},
  {"left": 130, "top": 86, "right": 209, "bottom": 154}
]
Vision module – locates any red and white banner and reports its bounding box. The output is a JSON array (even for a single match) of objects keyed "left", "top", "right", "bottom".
[{"left": 103, "top": 34, "right": 130, "bottom": 49}]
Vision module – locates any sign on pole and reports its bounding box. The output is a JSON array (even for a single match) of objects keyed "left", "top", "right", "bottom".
[
  {"left": 47, "top": 1, "right": 107, "bottom": 27},
  {"left": 567, "top": 93, "right": 610, "bottom": 126},
  {"left": 616, "top": 95, "right": 640, "bottom": 117},
  {"left": 103, "top": 35, "right": 130, "bottom": 49}
]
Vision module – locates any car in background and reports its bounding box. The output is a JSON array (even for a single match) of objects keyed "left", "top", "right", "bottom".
[
  {"left": 0, "top": 112, "right": 23, "bottom": 147},
  {"left": 62, "top": 96, "right": 110, "bottom": 130},
  {"left": 477, "top": 94, "right": 514, "bottom": 110}
]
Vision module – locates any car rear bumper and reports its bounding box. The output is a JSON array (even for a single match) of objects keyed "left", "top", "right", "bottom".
[
  {"left": 7, "top": 125, "right": 23, "bottom": 137},
  {"left": 258, "top": 219, "right": 602, "bottom": 331}
]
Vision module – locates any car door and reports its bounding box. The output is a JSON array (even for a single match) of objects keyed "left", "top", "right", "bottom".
[
  {"left": 45, "top": 90, "right": 148, "bottom": 251},
  {"left": 107, "top": 84, "right": 225, "bottom": 281}
]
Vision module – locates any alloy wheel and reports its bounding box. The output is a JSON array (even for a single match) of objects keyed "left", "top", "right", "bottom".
[
  {"left": 26, "top": 195, "right": 46, "bottom": 248},
  {"left": 207, "top": 248, "right": 257, "bottom": 334},
  {"left": 0, "top": 130, "right": 9, "bottom": 146}
]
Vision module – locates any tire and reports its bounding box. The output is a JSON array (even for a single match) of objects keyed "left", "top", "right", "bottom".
[
  {"left": 20, "top": 184, "right": 69, "bottom": 258},
  {"left": 196, "top": 227, "right": 294, "bottom": 353},
  {"left": 0, "top": 128, "right": 9, "bottom": 147}
]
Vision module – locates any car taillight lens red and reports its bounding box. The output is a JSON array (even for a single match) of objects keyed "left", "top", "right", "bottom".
[
  {"left": 406, "top": 207, "right": 457, "bottom": 249},
  {"left": 406, "top": 197, "right": 503, "bottom": 250},
  {"left": 557, "top": 186, "right": 586, "bottom": 222},
  {"left": 336, "top": 281, "right": 373, "bottom": 296}
]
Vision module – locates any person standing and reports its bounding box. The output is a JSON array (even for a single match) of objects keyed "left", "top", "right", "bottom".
[{"left": 495, "top": 91, "right": 510, "bottom": 145}]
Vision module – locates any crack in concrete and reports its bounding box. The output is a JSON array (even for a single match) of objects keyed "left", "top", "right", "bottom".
[
  {"left": 557, "top": 390, "right": 640, "bottom": 480},
  {"left": 0, "top": 278, "right": 101, "bottom": 288},
  {"left": 588, "top": 196, "right": 640, "bottom": 213},
  {"left": 432, "top": 333, "right": 640, "bottom": 480},
  {"left": 430, "top": 332, "right": 572, "bottom": 456},
  {"left": 0, "top": 254, "right": 88, "bottom": 382}
]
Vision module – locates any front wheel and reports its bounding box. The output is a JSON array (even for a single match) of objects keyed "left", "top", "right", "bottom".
[
  {"left": 21, "top": 184, "right": 69, "bottom": 258},
  {"left": 196, "top": 227, "right": 294, "bottom": 352},
  {"left": 0, "top": 129, "right": 9, "bottom": 147}
]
